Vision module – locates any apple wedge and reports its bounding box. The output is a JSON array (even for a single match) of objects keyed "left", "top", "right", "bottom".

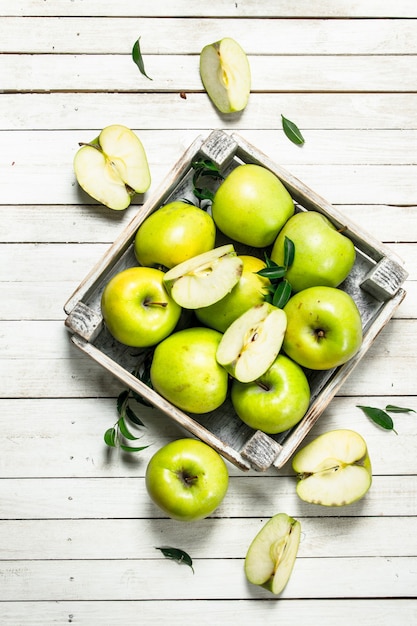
[
  {"left": 74, "top": 124, "right": 151, "bottom": 210},
  {"left": 244, "top": 513, "right": 301, "bottom": 595},
  {"left": 199, "top": 37, "right": 251, "bottom": 114},
  {"left": 292, "top": 429, "right": 372, "bottom": 506},
  {"left": 216, "top": 302, "right": 287, "bottom": 383},
  {"left": 163, "top": 244, "right": 243, "bottom": 309}
]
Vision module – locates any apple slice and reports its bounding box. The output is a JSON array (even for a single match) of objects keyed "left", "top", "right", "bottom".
[
  {"left": 199, "top": 37, "right": 251, "bottom": 114},
  {"left": 163, "top": 244, "right": 243, "bottom": 309},
  {"left": 244, "top": 513, "right": 301, "bottom": 595},
  {"left": 216, "top": 302, "right": 287, "bottom": 383},
  {"left": 292, "top": 429, "right": 372, "bottom": 506},
  {"left": 74, "top": 124, "right": 151, "bottom": 211}
]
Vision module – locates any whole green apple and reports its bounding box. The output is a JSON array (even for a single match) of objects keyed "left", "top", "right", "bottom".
[
  {"left": 101, "top": 266, "right": 181, "bottom": 347},
  {"left": 211, "top": 164, "right": 294, "bottom": 247},
  {"left": 271, "top": 211, "right": 356, "bottom": 292},
  {"left": 231, "top": 354, "right": 310, "bottom": 434},
  {"left": 283, "top": 286, "right": 362, "bottom": 370},
  {"left": 150, "top": 327, "right": 228, "bottom": 413},
  {"left": 195, "top": 255, "right": 270, "bottom": 332},
  {"left": 134, "top": 201, "right": 216, "bottom": 269},
  {"left": 145, "top": 438, "right": 229, "bottom": 521}
]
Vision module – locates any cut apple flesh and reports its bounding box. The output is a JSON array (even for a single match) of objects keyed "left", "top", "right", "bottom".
[
  {"left": 163, "top": 244, "right": 243, "bottom": 309},
  {"left": 200, "top": 37, "right": 251, "bottom": 114},
  {"left": 216, "top": 303, "right": 287, "bottom": 382},
  {"left": 292, "top": 429, "right": 372, "bottom": 506},
  {"left": 244, "top": 513, "right": 301, "bottom": 595},
  {"left": 99, "top": 125, "right": 151, "bottom": 193}
]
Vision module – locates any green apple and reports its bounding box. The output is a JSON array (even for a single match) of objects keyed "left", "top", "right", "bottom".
[
  {"left": 101, "top": 266, "right": 181, "bottom": 347},
  {"left": 244, "top": 513, "right": 301, "bottom": 595},
  {"left": 150, "top": 327, "right": 228, "bottom": 413},
  {"left": 163, "top": 244, "right": 243, "bottom": 309},
  {"left": 211, "top": 164, "right": 294, "bottom": 247},
  {"left": 195, "top": 255, "right": 270, "bottom": 332},
  {"left": 271, "top": 211, "right": 356, "bottom": 292},
  {"left": 292, "top": 429, "right": 372, "bottom": 506},
  {"left": 283, "top": 286, "right": 362, "bottom": 370},
  {"left": 231, "top": 354, "right": 310, "bottom": 434},
  {"left": 74, "top": 124, "right": 151, "bottom": 210},
  {"left": 199, "top": 37, "right": 251, "bottom": 114},
  {"left": 216, "top": 302, "right": 287, "bottom": 383},
  {"left": 134, "top": 201, "right": 216, "bottom": 269},
  {"left": 145, "top": 438, "right": 229, "bottom": 521}
]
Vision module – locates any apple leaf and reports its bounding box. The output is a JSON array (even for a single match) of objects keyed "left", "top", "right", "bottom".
[
  {"left": 104, "top": 427, "right": 117, "bottom": 447},
  {"left": 283, "top": 236, "right": 295, "bottom": 268},
  {"left": 117, "top": 416, "right": 139, "bottom": 441},
  {"left": 272, "top": 279, "right": 292, "bottom": 309},
  {"left": 156, "top": 546, "right": 194, "bottom": 573},
  {"left": 357, "top": 405, "right": 398, "bottom": 434},
  {"left": 257, "top": 265, "right": 287, "bottom": 280},
  {"left": 281, "top": 115, "right": 305, "bottom": 146},
  {"left": 132, "top": 37, "right": 152, "bottom": 80},
  {"left": 385, "top": 404, "right": 415, "bottom": 413}
]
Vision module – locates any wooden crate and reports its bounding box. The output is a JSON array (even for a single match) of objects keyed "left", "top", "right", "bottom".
[{"left": 64, "top": 130, "right": 408, "bottom": 472}]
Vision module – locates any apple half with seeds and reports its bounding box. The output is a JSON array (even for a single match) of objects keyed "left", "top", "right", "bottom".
[
  {"left": 292, "top": 429, "right": 372, "bottom": 506},
  {"left": 199, "top": 37, "right": 251, "bottom": 114},
  {"left": 216, "top": 302, "right": 287, "bottom": 383},
  {"left": 163, "top": 244, "right": 243, "bottom": 309},
  {"left": 74, "top": 124, "right": 151, "bottom": 211},
  {"left": 245, "top": 513, "right": 301, "bottom": 595}
]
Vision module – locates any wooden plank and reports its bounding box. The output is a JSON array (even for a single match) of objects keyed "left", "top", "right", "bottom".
[
  {"left": 0, "top": 556, "right": 415, "bottom": 600},
  {"left": 2, "top": 54, "right": 417, "bottom": 92},
  {"left": 2, "top": 93, "right": 416, "bottom": 130},
  {"left": 3, "top": 18, "right": 417, "bottom": 54},
  {"left": 1, "top": 0, "right": 416, "bottom": 18},
  {"left": 0, "top": 600, "right": 416, "bottom": 626}
]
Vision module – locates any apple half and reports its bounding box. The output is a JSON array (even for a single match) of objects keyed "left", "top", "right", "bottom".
[
  {"left": 163, "top": 244, "right": 244, "bottom": 309},
  {"left": 292, "top": 429, "right": 372, "bottom": 506},
  {"left": 245, "top": 513, "right": 301, "bottom": 595},
  {"left": 74, "top": 124, "right": 151, "bottom": 210},
  {"left": 199, "top": 37, "right": 251, "bottom": 114},
  {"left": 216, "top": 302, "right": 287, "bottom": 383}
]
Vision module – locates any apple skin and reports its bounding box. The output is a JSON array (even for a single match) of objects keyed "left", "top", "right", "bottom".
[
  {"left": 195, "top": 255, "right": 270, "bottom": 332},
  {"left": 145, "top": 438, "right": 229, "bottom": 521},
  {"left": 101, "top": 266, "right": 182, "bottom": 348},
  {"left": 271, "top": 211, "right": 356, "bottom": 292},
  {"left": 150, "top": 327, "right": 229, "bottom": 414},
  {"left": 211, "top": 164, "right": 294, "bottom": 247},
  {"left": 134, "top": 201, "right": 216, "bottom": 269},
  {"left": 283, "top": 286, "right": 362, "bottom": 370},
  {"left": 231, "top": 354, "right": 310, "bottom": 434}
]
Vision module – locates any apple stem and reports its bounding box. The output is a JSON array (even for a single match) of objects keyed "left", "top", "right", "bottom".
[
  {"left": 255, "top": 380, "right": 270, "bottom": 391},
  {"left": 78, "top": 141, "right": 102, "bottom": 152},
  {"left": 337, "top": 225, "right": 348, "bottom": 234},
  {"left": 144, "top": 300, "right": 168, "bottom": 308}
]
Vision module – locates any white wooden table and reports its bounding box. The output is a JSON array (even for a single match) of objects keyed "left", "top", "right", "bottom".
[{"left": 1, "top": 2, "right": 416, "bottom": 624}]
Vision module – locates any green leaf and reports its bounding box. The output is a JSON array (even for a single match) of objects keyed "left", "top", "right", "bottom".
[
  {"left": 104, "top": 427, "right": 117, "bottom": 447},
  {"left": 132, "top": 37, "right": 152, "bottom": 80},
  {"left": 119, "top": 443, "right": 151, "bottom": 453},
  {"left": 357, "top": 405, "right": 398, "bottom": 434},
  {"left": 272, "top": 279, "right": 292, "bottom": 309},
  {"left": 117, "top": 417, "right": 139, "bottom": 441},
  {"left": 256, "top": 266, "right": 287, "bottom": 280},
  {"left": 193, "top": 187, "right": 215, "bottom": 202},
  {"left": 283, "top": 236, "right": 295, "bottom": 268},
  {"left": 125, "top": 404, "right": 146, "bottom": 426},
  {"left": 156, "top": 546, "right": 194, "bottom": 573},
  {"left": 117, "top": 389, "right": 129, "bottom": 416},
  {"left": 281, "top": 114, "right": 305, "bottom": 146},
  {"left": 385, "top": 404, "right": 416, "bottom": 413}
]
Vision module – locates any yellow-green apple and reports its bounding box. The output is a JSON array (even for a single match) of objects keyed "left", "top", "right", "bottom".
[
  {"left": 163, "top": 244, "right": 243, "bottom": 309},
  {"left": 292, "top": 429, "right": 372, "bottom": 506},
  {"left": 211, "top": 164, "right": 294, "bottom": 247},
  {"left": 74, "top": 124, "right": 151, "bottom": 210},
  {"left": 245, "top": 513, "right": 301, "bottom": 595},
  {"left": 283, "top": 286, "right": 362, "bottom": 370},
  {"left": 134, "top": 201, "right": 216, "bottom": 269},
  {"left": 195, "top": 255, "right": 270, "bottom": 332},
  {"left": 271, "top": 211, "right": 356, "bottom": 292},
  {"left": 216, "top": 302, "right": 287, "bottom": 383},
  {"left": 231, "top": 354, "right": 310, "bottom": 434},
  {"left": 145, "top": 438, "right": 229, "bottom": 521},
  {"left": 101, "top": 266, "right": 181, "bottom": 347},
  {"left": 199, "top": 37, "right": 251, "bottom": 114},
  {"left": 150, "top": 327, "right": 228, "bottom": 413}
]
